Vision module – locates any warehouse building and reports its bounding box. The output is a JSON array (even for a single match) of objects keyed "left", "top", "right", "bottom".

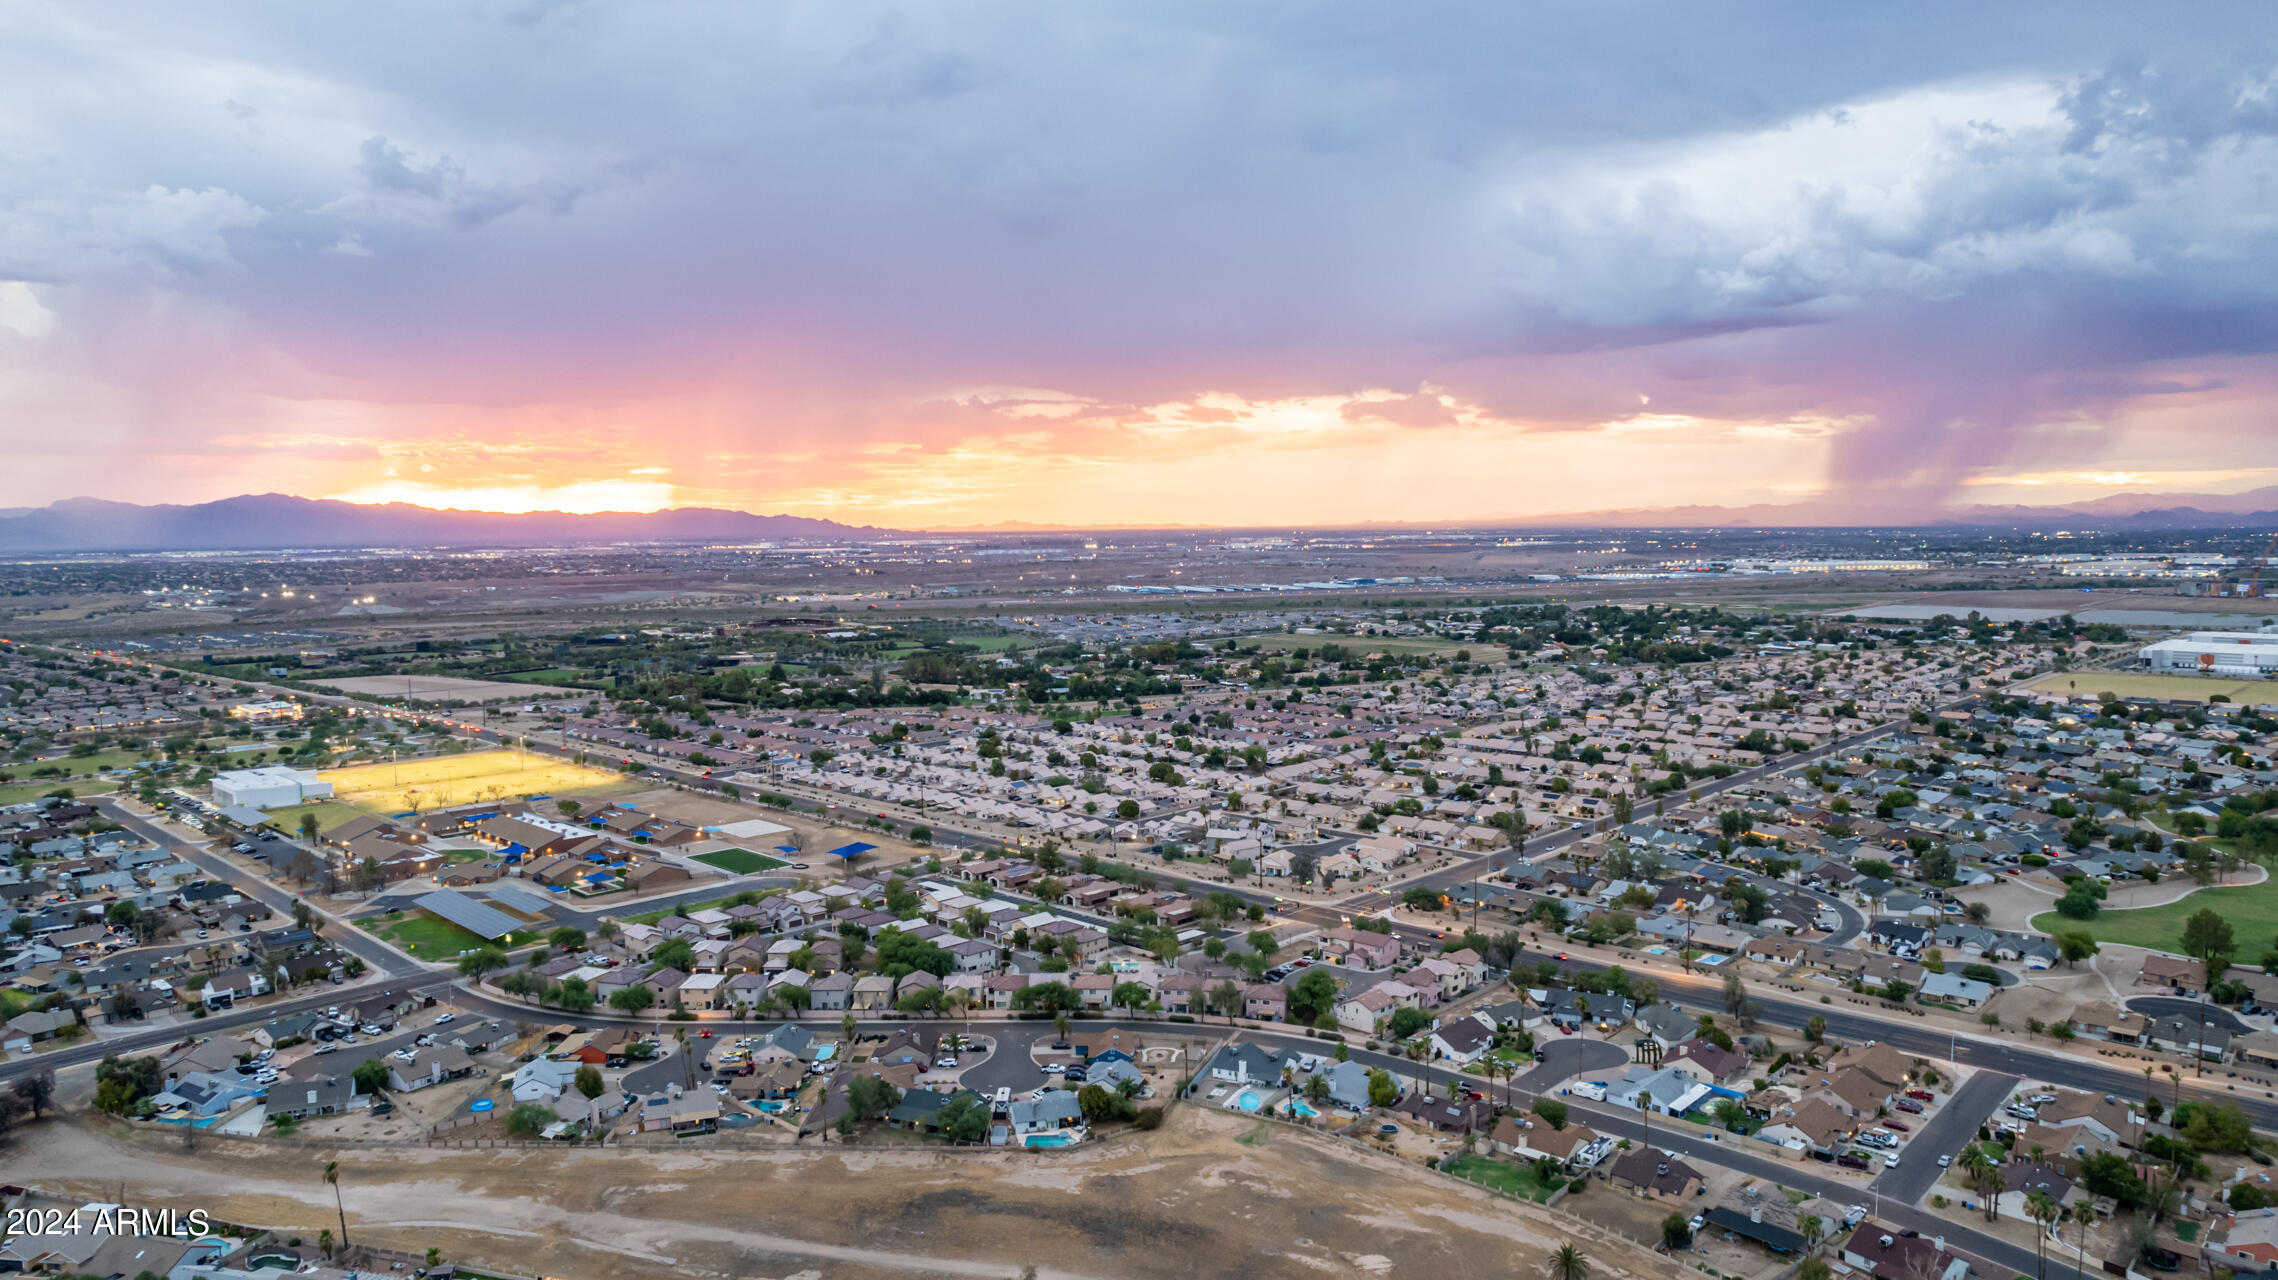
[
  {"left": 211, "top": 766, "right": 335, "bottom": 810},
  {"left": 2139, "top": 631, "right": 2278, "bottom": 677}
]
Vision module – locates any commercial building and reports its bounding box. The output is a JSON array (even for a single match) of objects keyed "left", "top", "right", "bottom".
[
  {"left": 211, "top": 766, "right": 334, "bottom": 810},
  {"left": 2139, "top": 631, "right": 2278, "bottom": 676}
]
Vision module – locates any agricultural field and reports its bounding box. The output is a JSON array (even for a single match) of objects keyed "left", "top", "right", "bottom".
[
  {"left": 319, "top": 749, "right": 634, "bottom": 815},
  {"left": 2018, "top": 671, "right": 2278, "bottom": 705},
  {"left": 312, "top": 673, "right": 595, "bottom": 701}
]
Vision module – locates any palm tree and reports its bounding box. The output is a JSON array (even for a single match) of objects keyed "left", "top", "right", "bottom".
[
  {"left": 2071, "top": 1203, "right": 2099, "bottom": 1272},
  {"left": 1549, "top": 1244, "right": 1589, "bottom": 1280},
  {"left": 1799, "top": 1214, "right": 1824, "bottom": 1257},
  {"left": 2027, "top": 1190, "right": 2060, "bottom": 1280},
  {"left": 1638, "top": 1090, "right": 1652, "bottom": 1151},
  {"left": 321, "top": 1160, "right": 349, "bottom": 1247}
]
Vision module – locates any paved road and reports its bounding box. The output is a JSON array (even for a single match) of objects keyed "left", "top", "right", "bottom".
[
  {"left": 2128, "top": 996, "right": 2250, "bottom": 1034},
  {"left": 1876, "top": 1068, "right": 2017, "bottom": 1202},
  {"left": 100, "top": 799, "right": 419, "bottom": 979}
]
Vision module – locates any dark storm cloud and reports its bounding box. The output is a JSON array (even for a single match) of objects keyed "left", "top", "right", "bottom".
[{"left": 1, "top": 1, "right": 2275, "bottom": 501}]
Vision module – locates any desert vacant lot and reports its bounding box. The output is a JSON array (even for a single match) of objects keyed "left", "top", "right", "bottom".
[
  {"left": 312, "top": 673, "right": 595, "bottom": 701},
  {"left": 320, "top": 749, "right": 633, "bottom": 814},
  {"left": 7, "top": 1107, "right": 1675, "bottom": 1280},
  {"left": 2018, "top": 671, "right": 2278, "bottom": 705}
]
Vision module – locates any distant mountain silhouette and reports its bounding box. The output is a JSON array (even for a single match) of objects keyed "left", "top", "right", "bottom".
[
  {"left": 0, "top": 494, "right": 895, "bottom": 552},
  {"left": 3, "top": 489, "right": 2274, "bottom": 551}
]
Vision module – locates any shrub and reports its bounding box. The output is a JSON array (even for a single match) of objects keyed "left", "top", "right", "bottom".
[
  {"left": 1133, "top": 1107, "right": 1165, "bottom": 1130},
  {"left": 1567, "top": 1177, "right": 1588, "bottom": 1193}
]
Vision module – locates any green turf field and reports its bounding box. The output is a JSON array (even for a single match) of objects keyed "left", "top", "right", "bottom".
[
  {"left": 2030, "top": 877, "right": 2278, "bottom": 952},
  {"left": 368, "top": 911, "right": 497, "bottom": 957},
  {"left": 693, "top": 847, "right": 786, "bottom": 874}
]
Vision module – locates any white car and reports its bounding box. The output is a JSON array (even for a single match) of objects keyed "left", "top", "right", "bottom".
[
  {"left": 433, "top": 1012, "right": 456, "bottom": 1024},
  {"left": 359, "top": 1023, "right": 386, "bottom": 1036},
  {"left": 1883, "top": 1154, "right": 1900, "bottom": 1169},
  {"left": 312, "top": 1042, "right": 338, "bottom": 1055},
  {"left": 1937, "top": 1154, "right": 1952, "bottom": 1168}
]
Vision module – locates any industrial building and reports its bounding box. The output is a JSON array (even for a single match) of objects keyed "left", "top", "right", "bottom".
[
  {"left": 210, "top": 766, "right": 335, "bottom": 810},
  {"left": 2139, "top": 631, "right": 2278, "bottom": 676}
]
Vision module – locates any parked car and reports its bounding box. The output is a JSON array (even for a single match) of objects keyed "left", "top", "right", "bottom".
[
  {"left": 1895, "top": 1099, "right": 1925, "bottom": 1114},
  {"left": 1905, "top": 1088, "right": 1934, "bottom": 1102}
]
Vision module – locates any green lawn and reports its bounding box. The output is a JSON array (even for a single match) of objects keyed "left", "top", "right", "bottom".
[
  {"left": 263, "top": 799, "right": 375, "bottom": 835},
  {"left": 629, "top": 889, "right": 779, "bottom": 925},
  {"left": 367, "top": 910, "right": 497, "bottom": 957},
  {"left": 2029, "top": 875, "right": 2278, "bottom": 952},
  {"left": 0, "top": 777, "right": 118, "bottom": 806},
  {"left": 1442, "top": 1154, "right": 1560, "bottom": 1202},
  {"left": 694, "top": 848, "right": 787, "bottom": 875}
]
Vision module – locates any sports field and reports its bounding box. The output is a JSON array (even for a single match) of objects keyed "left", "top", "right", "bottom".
[
  {"left": 312, "top": 673, "right": 594, "bottom": 702},
  {"left": 2018, "top": 672, "right": 2278, "bottom": 705},
  {"left": 319, "top": 749, "right": 632, "bottom": 814},
  {"left": 693, "top": 847, "right": 786, "bottom": 874}
]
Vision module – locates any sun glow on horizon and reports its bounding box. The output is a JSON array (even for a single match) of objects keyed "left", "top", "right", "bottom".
[{"left": 323, "top": 478, "right": 678, "bottom": 515}]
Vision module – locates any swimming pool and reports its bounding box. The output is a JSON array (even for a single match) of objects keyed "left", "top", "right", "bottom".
[
  {"left": 1288, "top": 1100, "right": 1318, "bottom": 1118},
  {"left": 1235, "top": 1091, "right": 1264, "bottom": 1112},
  {"left": 814, "top": 1045, "right": 837, "bottom": 1061},
  {"left": 756, "top": 1100, "right": 787, "bottom": 1113},
  {"left": 1025, "top": 1132, "right": 1075, "bottom": 1148}
]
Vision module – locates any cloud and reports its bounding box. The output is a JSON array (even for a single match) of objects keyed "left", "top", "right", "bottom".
[{"left": 0, "top": 6, "right": 2274, "bottom": 521}]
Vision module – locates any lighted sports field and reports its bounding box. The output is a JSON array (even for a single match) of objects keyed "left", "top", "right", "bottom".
[
  {"left": 2018, "top": 671, "right": 2278, "bottom": 705},
  {"left": 318, "top": 749, "right": 633, "bottom": 815}
]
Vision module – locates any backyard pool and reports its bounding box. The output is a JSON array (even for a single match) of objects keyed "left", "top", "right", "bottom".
[
  {"left": 1234, "top": 1091, "right": 1264, "bottom": 1112},
  {"left": 756, "top": 1100, "right": 787, "bottom": 1113},
  {"left": 814, "top": 1044, "right": 837, "bottom": 1061},
  {"left": 1025, "top": 1132, "right": 1075, "bottom": 1148},
  {"left": 1288, "top": 1100, "right": 1319, "bottom": 1118}
]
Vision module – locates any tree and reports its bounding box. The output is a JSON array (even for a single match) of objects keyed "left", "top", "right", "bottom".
[
  {"left": 2056, "top": 931, "right": 2100, "bottom": 967},
  {"left": 1662, "top": 1213, "right": 1693, "bottom": 1252},
  {"left": 548, "top": 926, "right": 587, "bottom": 951},
  {"left": 650, "top": 938, "right": 696, "bottom": 972},
  {"left": 2183, "top": 907, "right": 2236, "bottom": 1076},
  {"left": 457, "top": 947, "right": 509, "bottom": 979},
  {"left": 574, "top": 1065, "right": 605, "bottom": 1099},
  {"left": 608, "top": 985, "right": 656, "bottom": 1015},
  {"left": 1549, "top": 1243, "right": 1589, "bottom": 1280},
  {"left": 552, "top": 976, "right": 595, "bottom": 1013},
  {"left": 2054, "top": 878, "right": 2104, "bottom": 919},
  {"left": 1288, "top": 968, "right": 1339, "bottom": 1024},
  {"left": 1799, "top": 1260, "right": 1832, "bottom": 1280},
  {"left": 846, "top": 1072, "right": 902, "bottom": 1121},
  {"left": 1805, "top": 1014, "right": 1826, "bottom": 1043},
  {"left": 1111, "top": 981, "right": 1151, "bottom": 1016},
  {"left": 1209, "top": 980, "right": 1244, "bottom": 1023},
  {"left": 11, "top": 1068, "right": 54, "bottom": 1120},
  {"left": 937, "top": 1092, "right": 989, "bottom": 1143},
  {"left": 321, "top": 1159, "right": 349, "bottom": 1248},
  {"left": 1367, "top": 1067, "right": 1399, "bottom": 1108},
  {"left": 2027, "top": 1190, "right": 2062, "bottom": 1280},
  {"left": 1388, "top": 1006, "right": 1431, "bottom": 1039},
  {"left": 1077, "top": 1083, "right": 1129, "bottom": 1122},
  {"left": 506, "top": 1103, "right": 554, "bottom": 1137},
  {"left": 351, "top": 1058, "right": 390, "bottom": 1094},
  {"left": 1532, "top": 1097, "right": 1568, "bottom": 1130}
]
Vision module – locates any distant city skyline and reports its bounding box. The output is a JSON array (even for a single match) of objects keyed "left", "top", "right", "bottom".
[{"left": 4, "top": 4, "right": 2276, "bottom": 525}]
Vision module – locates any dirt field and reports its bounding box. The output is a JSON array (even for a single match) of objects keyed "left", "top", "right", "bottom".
[
  {"left": 5, "top": 1107, "right": 1686, "bottom": 1280},
  {"left": 2017, "top": 671, "right": 2278, "bottom": 705},
  {"left": 320, "top": 749, "right": 634, "bottom": 813},
  {"left": 313, "top": 673, "right": 596, "bottom": 701}
]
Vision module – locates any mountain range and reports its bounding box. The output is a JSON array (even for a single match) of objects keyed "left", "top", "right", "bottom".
[
  {"left": 0, "top": 495, "right": 893, "bottom": 552},
  {"left": 0, "top": 488, "right": 2273, "bottom": 551}
]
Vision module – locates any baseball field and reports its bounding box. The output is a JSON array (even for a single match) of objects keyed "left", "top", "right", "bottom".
[{"left": 318, "top": 749, "right": 633, "bottom": 814}]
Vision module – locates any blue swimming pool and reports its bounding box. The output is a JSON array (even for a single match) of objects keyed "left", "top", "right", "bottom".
[
  {"left": 815, "top": 1045, "right": 837, "bottom": 1061},
  {"left": 1026, "top": 1132, "right": 1074, "bottom": 1148},
  {"left": 756, "top": 1100, "right": 787, "bottom": 1113},
  {"left": 1235, "top": 1091, "right": 1264, "bottom": 1112},
  {"left": 1288, "top": 1100, "right": 1319, "bottom": 1118}
]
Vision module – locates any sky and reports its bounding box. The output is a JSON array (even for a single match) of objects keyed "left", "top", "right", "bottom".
[{"left": 4, "top": 3, "right": 2278, "bottom": 528}]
